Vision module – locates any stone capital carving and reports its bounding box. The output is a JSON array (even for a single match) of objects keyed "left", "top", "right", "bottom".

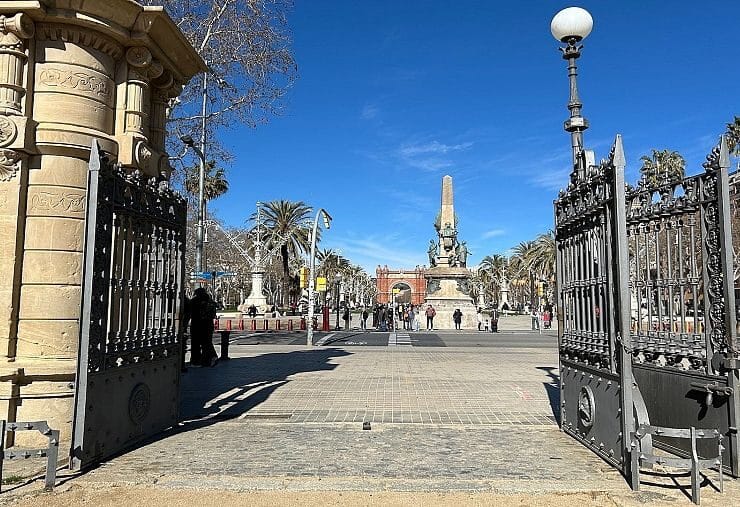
[
  {"left": 126, "top": 46, "right": 153, "bottom": 68},
  {"left": 0, "top": 116, "right": 18, "bottom": 147},
  {"left": 127, "top": 47, "right": 164, "bottom": 81},
  {"left": 0, "top": 13, "right": 35, "bottom": 41},
  {"left": 0, "top": 148, "right": 22, "bottom": 181},
  {"left": 135, "top": 141, "right": 153, "bottom": 170}
]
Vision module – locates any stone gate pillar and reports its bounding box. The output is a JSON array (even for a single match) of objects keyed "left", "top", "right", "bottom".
[{"left": 0, "top": 1, "right": 204, "bottom": 449}]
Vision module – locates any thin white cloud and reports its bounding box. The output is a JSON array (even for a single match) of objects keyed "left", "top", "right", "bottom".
[
  {"left": 398, "top": 140, "right": 474, "bottom": 157},
  {"left": 361, "top": 104, "right": 379, "bottom": 120},
  {"left": 530, "top": 166, "right": 571, "bottom": 192},
  {"left": 395, "top": 139, "right": 474, "bottom": 173},
  {"left": 481, "top": 229, "right": 505, "bottom": 239}
]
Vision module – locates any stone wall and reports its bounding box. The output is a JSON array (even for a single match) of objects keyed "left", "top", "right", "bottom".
[{"left": 0, "top": 1, "right": 203, "bottom": 451}]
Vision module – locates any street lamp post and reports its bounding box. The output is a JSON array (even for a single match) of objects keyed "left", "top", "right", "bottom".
[
  {"left": 550, "top": 6, "right": 593, "bottom": 173},
  {"left": 181, "top": 134, "right": 207, "bottom": 275},
  {"left": 306, "top": 208, "right": 332, "bottom": 346},
  {"left": 334, "top": 274, "right": 342, "bottom": 330}
]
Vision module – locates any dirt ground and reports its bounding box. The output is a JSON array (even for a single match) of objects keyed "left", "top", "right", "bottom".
[{"left": 5, "top": 485, "right": 734, "bottom": 507}]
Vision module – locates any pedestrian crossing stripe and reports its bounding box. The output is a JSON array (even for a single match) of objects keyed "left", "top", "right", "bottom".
[{"left": 389, "top": 333, "right": 412, "bottom": 347}]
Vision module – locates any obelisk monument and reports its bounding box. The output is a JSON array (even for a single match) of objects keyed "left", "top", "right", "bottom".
[{"left": 424, "top": 175, "right": 478, "bottom": 329}]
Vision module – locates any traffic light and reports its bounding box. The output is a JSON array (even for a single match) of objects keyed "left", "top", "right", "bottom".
[{"left": 299, "top": 267, "right": 309, "bottom": 288}]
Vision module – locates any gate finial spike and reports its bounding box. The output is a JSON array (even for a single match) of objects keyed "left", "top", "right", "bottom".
[
  {"left": 613, "top": 134, "right": 625, "bottom": 169},
  {"left": 719, "top": 135, "right": 730, "bottom": 170},
  {"left": 90, "top": 139, "right": 101, "bottom": 172}
]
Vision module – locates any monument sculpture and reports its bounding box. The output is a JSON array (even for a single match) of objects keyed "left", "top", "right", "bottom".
[{"left": 424, "top": 175, "right": 478, "bottom": 329}]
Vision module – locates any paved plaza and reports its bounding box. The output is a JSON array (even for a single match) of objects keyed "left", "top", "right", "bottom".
[{"left": 4, "top": 323, "right": 739, "bottom": 505}]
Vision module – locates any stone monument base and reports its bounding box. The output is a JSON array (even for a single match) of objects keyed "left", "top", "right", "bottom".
[{"left": 424, "top": 267, "right": 479, "bottom": 330}]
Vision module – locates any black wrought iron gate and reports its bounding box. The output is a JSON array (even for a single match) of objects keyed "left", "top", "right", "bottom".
[
  {"left": 556, "top": 135, "right": 740, "bottom": 483},
  {"left": 555, "top": 136, "right": 634, "bottom": 476},
  {"left": 70, "top": 141, "right": 187, "bottom": 470}
]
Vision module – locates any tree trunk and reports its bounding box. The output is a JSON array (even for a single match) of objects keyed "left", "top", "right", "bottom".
[{"left": 281, "top": 243, "right": 289, "bottom": 306}]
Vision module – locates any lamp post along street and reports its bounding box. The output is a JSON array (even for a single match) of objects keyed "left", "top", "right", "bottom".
[
  {"left": 335, "top": 274, "right": 342, "bottom": 330},
  {"left": 307, "top": 208, "right": 332, "bottom": 346},
  {"left": 181, "top": 133, "right": 207, "bottom": 276},
  {"left": 551, "top": 7, "right": 592, "bottom": 172}
]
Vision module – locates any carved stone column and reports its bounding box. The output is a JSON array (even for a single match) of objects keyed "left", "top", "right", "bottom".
[{"left": 0, "top": 0, "right": 205, "bottom": 451}]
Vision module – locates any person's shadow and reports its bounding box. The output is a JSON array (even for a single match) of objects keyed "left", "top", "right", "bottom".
[{"left": 177, "top": 347, "right": 352, "bottom": 429}]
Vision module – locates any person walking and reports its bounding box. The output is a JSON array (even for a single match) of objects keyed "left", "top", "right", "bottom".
[
  {"left": 188, "top": 287, "right": 218, "bottom": 367},
  {"left": 343, "top": 307, "right": 350, "bottom": 330},
  {"left": 425, "top": 304, "right": 436, "bottom": 330},
  {"left": 453, "top": 308, "right": 463, "bottom": 330},
  {"left": 361, "top": 308, "right": 369, "bottom": 330},
  {"left": 408, "top": 305, "right": 416, "bottom": 332},
  {"left": 476, "top": 307, "right": 483, "bottom": 331}
]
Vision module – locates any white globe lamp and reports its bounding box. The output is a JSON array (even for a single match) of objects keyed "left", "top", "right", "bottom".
[{"left": 550, "top": 7, "right": 593, "bottom": 42}]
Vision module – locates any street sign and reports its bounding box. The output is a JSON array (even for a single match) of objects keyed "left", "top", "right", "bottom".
[
  {"left": 190, "top": 271, "right": 237, "bottom": 280},
  {"left": 316, "top": 277, "right": 327, "bottom": 291},
  {"left": 392, "top": 288, "right": 401, "bottom": 294}
]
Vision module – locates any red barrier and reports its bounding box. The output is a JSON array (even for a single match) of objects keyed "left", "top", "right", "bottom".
[
  {"left": 288, "top": 320, "right": 294, "bottom": 331},
  {"left": 226, "top": 319, "right": 232, "bottom": 331},
  {"left": 214, "top": 319, "right": 220, "bottom": 330},
  {"left": 263, "top": 320, "right": 268, "bottom": 331},
  {"left": 238, "top": 319, "right": 244, "bottom": 330},
  {"left": 277, "top": 320, "right": 281, "bottom": 330},
  {"left": 300, "top": 318, "right": 306, "bottom": 330},
  {"left": 251, "top": 319, "right": 256, "bottom": 331}
]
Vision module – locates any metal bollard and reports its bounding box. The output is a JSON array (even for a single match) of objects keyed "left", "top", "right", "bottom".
[{"left": 220, "top": 331, "right": 231, "bottom": 360}]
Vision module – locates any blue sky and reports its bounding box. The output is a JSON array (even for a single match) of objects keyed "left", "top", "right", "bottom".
[{"left": 209, "top": 0, "right": 740, "bottom": 273}]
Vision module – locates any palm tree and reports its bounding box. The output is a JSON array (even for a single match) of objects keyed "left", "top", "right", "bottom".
[
  {"left": 259, "top": 200, "right": 313, "bottom": 306},
  {"left": 479, "top": 254, "right": 507, "bottom": 304},
  {"left": 184, "top": 160, "right": 229, "bottom": 201},
  {"left": 530, "top": 231, "right": 556, "bottom": 282},
  {"left": 639, "top": 149, "right": 685, "bottom": 187},
  {"left": 511, "top": 241, "right": 537, "bottom": 308}
]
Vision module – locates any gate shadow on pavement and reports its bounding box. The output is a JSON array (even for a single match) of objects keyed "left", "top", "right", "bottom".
[
  {"left": 177, "top": 347, "right": 352, "bottom": 427},
  {"left": 537, "top": 366, "right": 561, "bottom": 423}
]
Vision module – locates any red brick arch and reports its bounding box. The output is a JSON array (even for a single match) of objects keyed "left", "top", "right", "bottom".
[{"left": 375, "top": 265, "right": 427, "bottom": 305}]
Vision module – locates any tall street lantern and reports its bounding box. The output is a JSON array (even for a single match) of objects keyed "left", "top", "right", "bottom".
[
  {"left": 181, "top": 134, "right": 207, "bottom": 276},
  {"left": 307, "top": 208, "right": 332, "bottom": 346},
  {"left": 551, "top": 7, "right": 593, "bottom": 176}
]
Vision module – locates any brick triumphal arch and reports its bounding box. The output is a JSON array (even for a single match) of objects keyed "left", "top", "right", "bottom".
[{"left": 375, "top": 265, "right": 427, "bottom": 305}]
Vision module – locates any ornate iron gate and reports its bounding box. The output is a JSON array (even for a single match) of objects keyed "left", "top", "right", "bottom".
[
  {"left": 556, "top": 135, "right": 740, "bottom": 482},
  {"left": 626, "top": 138, "right": 740, "bottom": 475},
  {"left": 70, "top": 141, "right": 187, "bottom": 470},
  {"left": 555, "top": 136, "right": 634, "bottom": 478}
]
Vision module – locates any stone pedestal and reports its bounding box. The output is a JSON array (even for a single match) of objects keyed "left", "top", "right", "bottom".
[
  {"left": 0, "top": 1, "right": 203, "bottom": 452},
  {"left": 238, "top": 270, "right": 268, "bottom": 313},
  {"left": 424, "top": 267, "right": 478, "bottom": 330}
]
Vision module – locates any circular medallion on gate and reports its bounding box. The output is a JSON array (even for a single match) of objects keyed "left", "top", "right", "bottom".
[
  {"left": 129, "top": 382, "right": 151, "bottom": 424},
  {"left": 578, "top": 385, "right": 596, "bottom": 430}
]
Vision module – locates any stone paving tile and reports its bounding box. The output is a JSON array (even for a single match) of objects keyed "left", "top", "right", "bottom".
[
  {"left": 180, "top": 345, "right": 560, "bottom": 427},
  {"left": 76, "top": 422, "right": 630, "bottom": 493}
]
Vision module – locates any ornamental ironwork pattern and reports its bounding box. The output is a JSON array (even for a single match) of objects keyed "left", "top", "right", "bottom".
[
  {"left": 555, "top": 145, "right": 618, "bottom": 371},
  {"left": 625, "top": 140, "right": 734, "bottom": 373},
  {"left": 85, "top": 151, "right": 186, "bottom": 373}
]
